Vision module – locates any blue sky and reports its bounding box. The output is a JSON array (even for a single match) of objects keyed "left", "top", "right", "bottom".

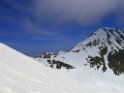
[{"left": 0, "top": 0, "right": 124, "bottom": 56}]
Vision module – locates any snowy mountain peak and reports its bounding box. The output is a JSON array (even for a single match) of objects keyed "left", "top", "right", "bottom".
[
  {"left": 69, "top": 28, "right": 124, "bottom": 75},
  {"left": 36, "top": 28, "right": 124, "bottom": 76},
  {"left": 71, "top": 28, "right": 124, "bottom": 52}
]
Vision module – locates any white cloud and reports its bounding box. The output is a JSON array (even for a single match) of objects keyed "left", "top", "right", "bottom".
[
  {"left": 116, "top": 0, "right": 124, "bottom": 24},
  {"left": 34, "top": 0, "right": 119, "bottom": 25},
  {"left": 23, "top": 18, "right": 59, "bottom": 36},
  {"left": 5, "top": 0, "right": 124, "bottom": 37}
]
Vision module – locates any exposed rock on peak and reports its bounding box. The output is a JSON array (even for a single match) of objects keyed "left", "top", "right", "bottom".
[{"left": 36, "top": 28, "right": 124, "bottom": 76}]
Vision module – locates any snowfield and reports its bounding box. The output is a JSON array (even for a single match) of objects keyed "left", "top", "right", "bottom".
[
  {"left": 0, "top": 43, "right": 89, "bottom": 93},
  {"left": 0, "top": 41, "right": 124, "bottom": 93},
  {"left": 35, "top": 28, "right": 124, "bottom": 93}
]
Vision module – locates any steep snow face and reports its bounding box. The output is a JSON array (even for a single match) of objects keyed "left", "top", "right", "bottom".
[
  {"left": 0, "top": 43, "right": 89, "bottom": 93},
  {"left": 70, "top": 28, "right": 124, "bottom": 74},
  {"left": 36, "top": 28, "right": 124, "bottom": 75},
  {"left": 72, "top": 28, "right": 124, "bottom": 52}
]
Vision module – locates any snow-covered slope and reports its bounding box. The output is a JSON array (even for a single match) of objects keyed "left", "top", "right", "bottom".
[
  {"left": 34, "top": 27, "right": 124, "bottom": 93},
  {"left": 0, "top": 43, "right": 90, "bottom": 93},
  {"left": 35, "top": 28, "right": 124, "bottom": 93},
  {"left": 36, "top": 28, "right": 124, "bottom": 75}
]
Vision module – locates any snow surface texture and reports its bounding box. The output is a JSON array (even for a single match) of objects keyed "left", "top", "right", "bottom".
[
  {"left": 0, "top": 43, "right": 90, "bottom": 93},
  {"left": 36, "top": 28, "right": 124, "bottom": 93}
]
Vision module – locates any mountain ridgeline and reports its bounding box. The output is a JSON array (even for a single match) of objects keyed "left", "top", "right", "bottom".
[{"left": 35, "top": 28, "right": 124, "bottom": 76}]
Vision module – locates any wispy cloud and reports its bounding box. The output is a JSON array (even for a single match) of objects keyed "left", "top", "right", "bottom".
[
  {"left": 116, "top": 0, "right": 124, "bottom": 24},
  {"left": 23, "top": 18, "right": 60, "bottom": 37},
  {"left": 1, "top": 0, "right": 124, "bottom": 37},
  {"left": 2, "top": 0, "right": 33, "bottom": 16},
  {"left": 34, "top": 0, "right": 119, "bottom": 25},
  {"left": 2, "top": 0, "right": 124, "bottom": 25}
]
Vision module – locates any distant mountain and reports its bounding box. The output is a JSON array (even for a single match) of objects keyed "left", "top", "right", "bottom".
[
  {"left": 36, "top": 28, "right": 124, "bottom": 75},
  {"left": 0, "top": 43, "right": 87, "bottom": 93}
]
